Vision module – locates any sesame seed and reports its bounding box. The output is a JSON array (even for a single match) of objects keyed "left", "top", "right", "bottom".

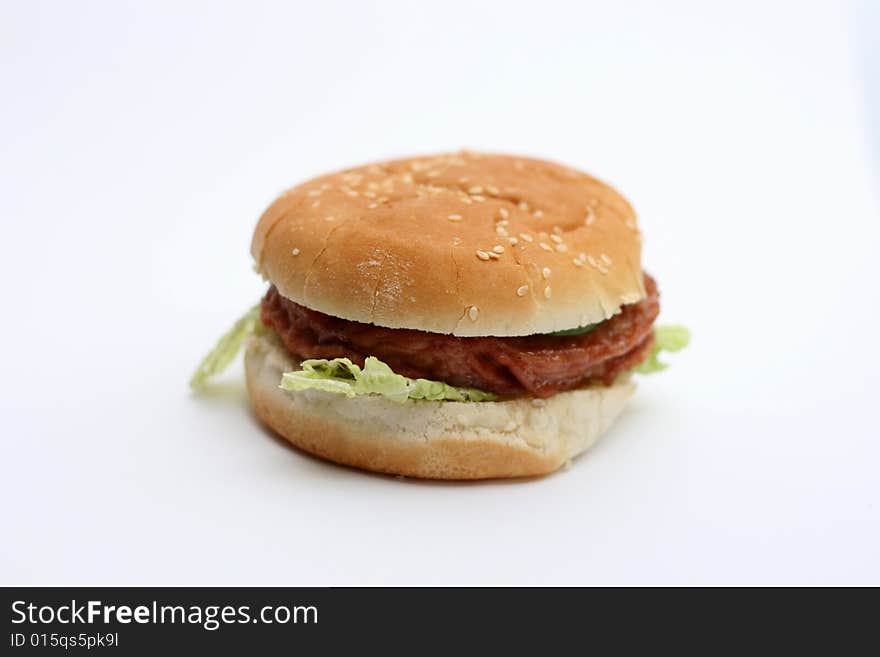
[
  {"left": 461, "top": 197, "right": 473, "bottom": 204},
  {"left": 518, "top": 201, "right": 530, "bottom": 211},
  {"left": 508, "top": 237, "right": 519, "bottom": 245},
  {"left": 516, "top": 284, "right": 529, "bottom": 297},
  {"left": 533, "top": 209, "right": 544, "bottom": 218},
  {"left": 496, "top": 227, "right": 509, "bottom": 238},
  {"left": 544, "top": 286, "right": 552, "bottom": 299},
  {"left": 368, "top": 202, "right": 378, "bottom": 209},
  {"left": 572, "top": 258, "right": 584, "bottom": 267},
  {"left": 542, "top": 267, "right": 551, "bottom": 279},
  {"left": 468, "top": 305, "right": 479, "bottom": 321},
  {"left": 448, "top": 213, "right": 462, "bottom": 221},
  {"left": 493, "top": 245, "right": 505, "bottom": 254},
  {"left": 476, "top": 250, "right": 491, "bottom": 261},
  {"left": 555, "top": 243, "right": 568, "bottom": 253},
  {"left": 549, "top": 234, "right": 563, "bottom": 244},
  {"left": 552, "top": 226, "right": 563, "bottom": 236},
  {"left": 486, "top": 185, "right": 500, "bottom": 196},
  {"left": 579, "top": 252, "right": 587, "bottom": 260},
  {"left": 468, "top": 185, "right": 483, "bottom": 194},
  {"left": 497, "top": 219, "right": 509, "bottom": 226},
  {"left": 520, "top": 233, "right": 534, "bottom": 243},
  {"left": 363, "top": 191, "right": 376, "bottom": 198},
  {"left": 471, "top": 195, "right": 486, "bottom": 202},
  {"left": 587, "top": 255, "right": 598, "bottom": 268},
  {"left": 291, "top": 247, "right": 300, "bottom": 256},
  {"left": 498, "top": 208, "right": 510, "bottom": 219},
  {"left": 539, "top": 242, "right": 553, "bottom": 252},
  {"left": 452, "top": 236, "right": 462, "bottom": 246},
  {"left": 585, "top": 209, "right": 596, "bottom": 225},
  {"left": 598, "top": 265, "right": 609, "bottom": 275},
  {"left": 600, "top": 253, "right": 612, "bottom": 266},
  {"left": 487, "top": 251, "right": 500, "bottom": 260}
]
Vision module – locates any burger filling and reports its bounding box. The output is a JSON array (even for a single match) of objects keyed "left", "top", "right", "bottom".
[{"left": 260, "top": 275, "right": 660, "bottom": 399}]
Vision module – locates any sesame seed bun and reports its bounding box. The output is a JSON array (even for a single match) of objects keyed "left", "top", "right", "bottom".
[
  {"left": 245, "top": 330, "right": 636, "bottom": 479},
  {"left": 252, "top": 151, "right": 645, "bottom": 337}
]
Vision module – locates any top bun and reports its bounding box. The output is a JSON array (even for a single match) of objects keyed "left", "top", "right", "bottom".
[{"left": 251, "top": 152, "right": 646, "bottom": 337}]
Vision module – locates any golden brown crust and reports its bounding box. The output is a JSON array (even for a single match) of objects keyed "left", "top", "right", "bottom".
[
  {"left": 252, "top": 151, "right": 645, "bottom": 337},
  {"left": 244, "top": 331, "right": 636, "bottom": 480}
]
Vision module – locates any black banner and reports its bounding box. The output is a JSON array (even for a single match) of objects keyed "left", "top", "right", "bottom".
[
  {"left": 1, "top": 587, "right": 870, "bottom": 653},
  {"left": 0, "top": 587, "right": 662, "bottom": 653}
]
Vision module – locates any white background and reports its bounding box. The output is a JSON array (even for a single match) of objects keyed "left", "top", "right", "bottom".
[{"left": 2, "top": 0, "right": 878, "bottom": 585}]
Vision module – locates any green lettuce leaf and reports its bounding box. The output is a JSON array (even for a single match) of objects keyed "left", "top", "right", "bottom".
[
  {"left": 634, "top": 324, "right": 690, "bottom": 374},
  {"left": 547, "top": 323, "right": 600, "bottom": 337},
  {"left": 280, "top": 356, "right": 497, "bottom": 403},
  {"left": 189, "top": 304, "right": 263, "bottom": 391}
]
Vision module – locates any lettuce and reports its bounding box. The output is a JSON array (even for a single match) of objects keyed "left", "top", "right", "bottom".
[
  {"left": 280, "top": 357, "right": 497, "bottom": 403},
  {"left": 189, "top": 304, "right": 263, "bottom": 391},
  {"left": 547, "top": 323, "right": 600, "bottom": 336},
  {"left": 634, "top": 324, "right": 690, "bottom": 374}
]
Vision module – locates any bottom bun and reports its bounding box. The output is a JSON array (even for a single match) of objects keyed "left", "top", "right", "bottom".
[{"left": 245, "top": 331, "right": 636, "bottom": 480}]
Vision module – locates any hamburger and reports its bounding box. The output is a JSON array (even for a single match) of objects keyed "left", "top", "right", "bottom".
[{"left": 191, "top": 152, "right": 688, "bottom": 479}]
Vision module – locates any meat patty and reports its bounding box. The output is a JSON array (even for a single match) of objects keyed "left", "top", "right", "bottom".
[{"left": 261, "top": 275, "right": 659, "bottom": 398}]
